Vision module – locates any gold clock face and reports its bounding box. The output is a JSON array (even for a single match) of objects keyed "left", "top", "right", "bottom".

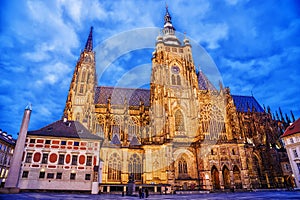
[{"left": 171, "top": 66, "right": 180, "bottom": 74}]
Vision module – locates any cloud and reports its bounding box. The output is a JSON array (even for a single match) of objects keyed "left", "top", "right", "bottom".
[
  {"left": 0, "top": 0, "right": 299, "bottom": 139},
  {"left": 57, "top": 0, "right": 108, "bottom": 27}
]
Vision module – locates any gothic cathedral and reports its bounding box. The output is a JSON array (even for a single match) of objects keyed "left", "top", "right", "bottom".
[{"left": 64, "top": 8, "right": 292, "bottom": 192}]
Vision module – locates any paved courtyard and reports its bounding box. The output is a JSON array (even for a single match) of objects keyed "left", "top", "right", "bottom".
[{"left": 0, "top": 191, "right": 300, "bottom": 200}]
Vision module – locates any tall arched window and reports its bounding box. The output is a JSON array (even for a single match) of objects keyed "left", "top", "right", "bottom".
[
  {"left": 111, "top": 116, "right": 121, "bottom": 139},
  {"left": 108, "top": 153, "right": 121, "bottom": 181},
  {"left": 152, "top": 161, "right": 159, "bottom": 179},
  {"left": 171, "top": 75, "right": 176, "bottom": 85},
  {"left": 177, "top": 75, "right": 181, "bottom": 85},
  {"left": 171, "top": 75, "right": 181, "bottom": 85},
  {"left": 81, "top": 70, "right": 86, "bottom": 82},
  {"left": 128, "top": 117, "right": 139, "bottom": 141},
  {"left": 175, "top": 110, "right": 185, "bottom": 131},
  {"left": 96, "top": 115, "right": 105, "bottom": 138},
  {"left": 79, "top": 84, "right": 84, "bottom": 93},
  {"left": 128, "top": 154, "right": 142, "bottom": 181},
  {"left": 178, "top": 159, "right": 187, "bottom": 174}
]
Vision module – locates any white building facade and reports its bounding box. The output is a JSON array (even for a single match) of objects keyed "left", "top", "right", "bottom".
[
  {"left": 282, "top": 118, "right": 300, "bottom": 189},
  {"left": 18, "top": 120, "right": 103, "bottom": 193}
]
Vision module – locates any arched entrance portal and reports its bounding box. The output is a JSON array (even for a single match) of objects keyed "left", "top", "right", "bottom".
[
  {"left": 252, "top": 155, "right": 262, "bottom": 188},
  {"left": 211, "top": 166, "right": 220, "bottom": 190},
  {"left": 233, "top": 165, "right": 242, "bottom": 189},
  {"left": 222, "top": 165, "right": 231, "bottom": 189}
]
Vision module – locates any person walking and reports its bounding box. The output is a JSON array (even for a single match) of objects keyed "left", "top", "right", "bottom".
[
  {"left": 145, "top": 188, "right": 149, "bottom": 198},
  {"left": 139, "top": 188, "right": 142, "bottom": 199},
  {"left": 141, "top": 188, "right": 145, "bottom": 198}
]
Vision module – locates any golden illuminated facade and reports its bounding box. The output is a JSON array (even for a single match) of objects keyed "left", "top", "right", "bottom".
[{"left": 64, "top": 8, "right": 293, "bottom": 193}]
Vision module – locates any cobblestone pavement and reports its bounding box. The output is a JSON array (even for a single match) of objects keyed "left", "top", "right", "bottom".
[{"left": 0, "top": 191, "right": 300, "bottom": 200}]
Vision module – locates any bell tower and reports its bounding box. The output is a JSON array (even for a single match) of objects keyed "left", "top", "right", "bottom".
[
  {"left": 150, "top": 7, "right": 199, "bottom": 143},
  {"left": 64, "top": 27, "right": 97, "bottom": 131}
]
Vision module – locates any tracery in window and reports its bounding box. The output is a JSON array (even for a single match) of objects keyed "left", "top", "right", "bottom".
[
  {"left": 177, "top": 75, "right": 181, "bottom": 85},
  {"left": 128, "top": 154, "right": 142, "bottom": 181},
  {"left": 152, "top": 161, "right": 159, "bottom": 179},
  {"left": 128, "top": 117, "right": 139, "bottom": 141},
  {"left": 200, "top": 104, "right": 225, "bottom": 140},
  {"left": 172, "top": 75, "right": 176, "bottom": 85},
  {"left": 111, "top": 116, "right": 121, "bottom": 139},
  {"left": 175, "top": 110, "right": 185, "bottom": 132},
  {"left": 96, "top": 115, "right": 105, "bottom": 138},
  {"left": 178, "top": 159, "right": 188, "bottom": 174},
  {"left": 171, "top": 74, "right": 181, "bottom": 85},
  {"left": 108, "top": 153, "right": 121, "bottom": 181}
]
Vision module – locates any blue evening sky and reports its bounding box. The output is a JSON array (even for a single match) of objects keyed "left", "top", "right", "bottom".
[{"left": 1, "top": 0, "right": 299, "bottom": 139}]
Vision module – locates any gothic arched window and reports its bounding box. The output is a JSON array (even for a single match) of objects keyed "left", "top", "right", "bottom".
[
  {"left": 175, "top": 110, "right": 185, "bottom": 131},
  {"left": 177, "top": 75, "right": 181, "bottom": 85},
  {"left": 178, "top": 159, "right": 188, "bottom": 174},
  {"left": 96, "top": 115, "right": 105, "bottom": 138},
  {"left": 172, "top": 75, "right": 176, "bottom": 85},
  {"left": 108, "top": 153, "right": 121, "bottom": 181},
  {"left": 79, "top": 84, "right": 84, "bottom": 94},
  {"left": 128, "top": 117, "right": 139, "bottom": 141},
  {"left": 152, "top": 161, "right": 159, "bottom": 179},
  {"left": 128, "top": 154, "right": 142, "bottom": 181},
  {"left": 81, "top": 70, "right": 86, "bottom": 82},
  {"left": 111, "top": 116, "right": 121, "bottom": 139}
]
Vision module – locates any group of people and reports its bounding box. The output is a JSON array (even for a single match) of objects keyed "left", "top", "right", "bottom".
[{"left": 138, "top": 188, "right": 149, "bottom": 199}]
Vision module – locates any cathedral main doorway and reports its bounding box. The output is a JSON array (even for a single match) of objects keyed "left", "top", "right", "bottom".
[
  {"left": 222, "top": 165, "right": 231, "bottom": 189},
  {"left": 233, "top": 165, "right": 242, "bottom": 189},
  {"left": 211, "top": 166, "right": 220, "bottom": 190}
]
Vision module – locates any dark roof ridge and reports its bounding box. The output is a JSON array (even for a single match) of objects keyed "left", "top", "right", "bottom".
[
  {"left": 28, "top": 119, "right": 103, "bottom": 140},
  {"left": 97, "top": 86, "right": 150, "bottom": 91},
  {"left": 231, "top": 94, "right": 255, "bottom": 97}
]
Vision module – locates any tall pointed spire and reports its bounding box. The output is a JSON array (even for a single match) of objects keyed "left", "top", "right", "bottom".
[
  {"left": 84, "top": 26, "right": 93, "bottom": 52},
  {"left": 164, "top": 5, "right": 172, "bottom": 25},
  {"left": 291, "top": 110, "right": 295, "bottom": 122},
  {"left": 279, "top": 107, "right": 284, "bottom": 121},
  {"left": 163, "top": 5, "right": 175, "bottom": 35},
  {"left": 161, "top": 5, "right": 181, "bottom": 46}
]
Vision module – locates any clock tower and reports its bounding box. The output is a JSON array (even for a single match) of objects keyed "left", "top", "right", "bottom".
[{"left": 150, "top": 7, "right": 199, "bottom": 144}]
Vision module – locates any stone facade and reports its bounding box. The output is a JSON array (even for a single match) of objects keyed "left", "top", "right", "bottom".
[
  {"left": 63, "top": 8, "right": 293, "bottom": 193},
  {"left": 0, "top": 130, "right": 15, "bottom": 187}
]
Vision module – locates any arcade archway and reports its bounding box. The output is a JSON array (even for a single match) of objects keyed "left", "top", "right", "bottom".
[{"left": 211, "top": 166, "right": 220, "bottom": 189}]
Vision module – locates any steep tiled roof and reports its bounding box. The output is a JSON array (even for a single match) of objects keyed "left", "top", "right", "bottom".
[
  {"left": 231, "top": 95, "right": 264, "bottom": 113},
  {"left": 28, "top": 120, "right": 102, "bottom": 140},
  {"left": 197, "top": 71, "right": 217, "bottom": 91},
  {"left": 282, "top": 118, "right": 300, "bottom": 137},
  {"left": 95, "top": 87, "right": 264, "bottom": 113},
  {"left": 95, "top": 86, "right": 150, "bottom": 106}
]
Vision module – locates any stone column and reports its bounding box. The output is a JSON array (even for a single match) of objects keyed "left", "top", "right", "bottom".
[{"left": 5, "top": 104, "right": 32, "bottom": 193}]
